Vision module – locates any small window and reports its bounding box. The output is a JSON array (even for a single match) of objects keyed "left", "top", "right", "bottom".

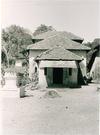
[
  {"left": 44, "top": 68, "right": 47, "bottom": 75},
  {"left": 69, "top": 68, "right": 72, "bottom": 76},
  {"left": 35, "top": 67, "right": 37, "bottom": 73}
]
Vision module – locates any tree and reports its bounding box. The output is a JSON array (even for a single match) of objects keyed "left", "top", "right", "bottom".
[
  {"left": 2, "top": 25, "right": 33, "bottom": 63},
  {"left": 33, "top": 24, "right": 55, "bottom": 36},
  {"left": 85, "top": 39, "right": 100, "bottom": 72}
]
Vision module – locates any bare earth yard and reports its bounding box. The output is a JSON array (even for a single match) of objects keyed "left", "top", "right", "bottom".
[{"left": 0, "top": 83, "right": 99, "bottom": 135}]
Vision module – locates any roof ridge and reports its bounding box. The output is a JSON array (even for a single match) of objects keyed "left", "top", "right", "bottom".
[
  {"left": 32, "top": 30, "right": 84, "bottom": 41},
  {"left": 33, "top": 30, "right": 56, "bottom": 37}
]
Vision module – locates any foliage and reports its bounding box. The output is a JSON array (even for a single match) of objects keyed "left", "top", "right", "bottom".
[
  {"left": 22, "top": 59, "right": 28, "bottom": 67},
  {"left": 26, "top": 72, "right": 39, "bottom": 90},
  {"left": 1, "top": 51, "right": 7, "bottom": 66},
  {"left": 33, "top": 24, "right": 55, "bottom": 36},
  {"left": 2, "top": 25, "right": 33, "bottom": 61},
  {"left": 16, "top": 70, "right": 30, "bottom": 87},
  {"left": 85, "top": 38, "right": 100, "bottom": 72},
  {"left": 1, "top": 67, "right": 5, "bottom": 76},
  {"left": 16, "top": 73, "right": 23, "bottom": 87},
  {"left": 1, "top": 24, "right": 55, "bottom": 65},
  {"left": 85, "top": 39, "right": 100, "bottom": 49}
]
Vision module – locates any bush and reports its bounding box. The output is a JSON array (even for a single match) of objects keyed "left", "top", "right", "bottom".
[
  {"left": 22, "top": 60, "right": 28, "bottom": 67},
  {"left": 16, "top": 71, "right": 30, "bottom": 87},
  {"left": 1, "top": 67, "right": 5, "bottom": 76},
  {"left": 16, "top": 73, "right": 23, "bottom": 87}
]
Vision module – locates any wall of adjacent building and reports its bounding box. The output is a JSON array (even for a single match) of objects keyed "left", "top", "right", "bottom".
[{"left": 90, "top": 57, "right": 100, "bottom": 81}]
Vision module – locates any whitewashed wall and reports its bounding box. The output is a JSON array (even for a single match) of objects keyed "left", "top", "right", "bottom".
[
  {"left": 29, "top": 50, "right": 45, "bottom": 78},
  {"left": 90, "top": 57, "right": 100, "bottom": 80},
  {"left": 38, "top": 68, "right": 47, "bottom": 88}
]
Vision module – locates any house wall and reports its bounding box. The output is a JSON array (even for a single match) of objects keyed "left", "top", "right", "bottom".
[
  {"left": 68, "top": 68, "right": 78, "bottom": 87},
  {"left": 39, "top": 68, "right": 53, "bottom": 88},
  {"left": 38, "top": 68, "right": 48, "bottom": 88},
  {"left": 29, "top": 49, "right": 87, "bottom": 79},
  {"left": 29, "top": 50, "right": 45, "bottom": 78},
  {"left": 63, "top": 68, "right": 69, "bottom": 85},
  {"left": 63, "top": 68, "right": 78, "bottom": 87},
  {"left": 38, "top": 67, "right": 78, "bottom": 88},
  {"left": 46, "top": 68, "right": 53, "bottom": 86}
]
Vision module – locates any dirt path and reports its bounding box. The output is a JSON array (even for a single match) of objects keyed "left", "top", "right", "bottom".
[{"left": 0, "top": 83, "right": 99, "bottom": 135}]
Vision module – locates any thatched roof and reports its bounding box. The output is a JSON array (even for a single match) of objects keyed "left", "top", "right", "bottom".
[
  {"left": 32, "top": 30, "right": 84, "bottom": 41},
  {"left": 28, "top": 34, "right": 90, "bottom": 51},
  {"left": 35, "top": 46, "right": 82, "bottom": 61}
]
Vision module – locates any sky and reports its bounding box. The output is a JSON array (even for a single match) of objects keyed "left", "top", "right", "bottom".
[{"left": 1, "top": 0, "right": 100, "bottom": 42}]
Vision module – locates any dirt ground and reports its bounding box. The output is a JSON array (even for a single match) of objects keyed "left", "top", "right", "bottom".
[{"left": 0, "top": 83, "right": 99, "bottom": 135}]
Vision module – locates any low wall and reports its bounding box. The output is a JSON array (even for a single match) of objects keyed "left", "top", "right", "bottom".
[{"left": 0, "top": 72, "right": 20, "bottom": 98}]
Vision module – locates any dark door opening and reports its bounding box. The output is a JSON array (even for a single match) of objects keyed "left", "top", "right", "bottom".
[{"left": 53, "top": 68, "right": 63, "bottom": 84}]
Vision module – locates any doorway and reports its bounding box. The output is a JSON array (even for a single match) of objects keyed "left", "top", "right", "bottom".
[{"left": 53, "top": 68, "right": 63, "bottom": 84}]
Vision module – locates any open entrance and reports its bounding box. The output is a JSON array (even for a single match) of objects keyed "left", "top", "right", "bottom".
[{"left": 53, "top": 68, "right": 63, "bottom": 84}]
